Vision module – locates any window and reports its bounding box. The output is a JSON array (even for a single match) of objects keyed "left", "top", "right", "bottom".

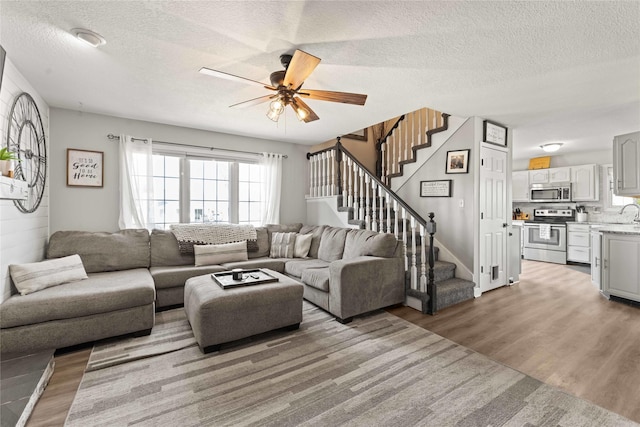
[
  {"left": 151, "top": 151, "right": 263, "bottom": 229},
  {"left": 604, "top": 165, "right": 637, "bottom": 210}
]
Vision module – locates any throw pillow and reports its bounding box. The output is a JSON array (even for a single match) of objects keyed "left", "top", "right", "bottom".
[
  {"left": 194, "top": 241, "right": 248, "bottom": 266},
  {"left": 10, "top": 254, "right": 89, "bottom": 296},
  {"left": 293, "top": 233, "right": 313, "bottom": 258},
  {"left": 270, "top": 232, "right": 297, "bottom": 258}
]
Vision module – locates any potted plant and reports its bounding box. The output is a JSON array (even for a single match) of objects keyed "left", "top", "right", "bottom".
[{"left": 0, "top": 147, "right": 19, "bottom": 177}]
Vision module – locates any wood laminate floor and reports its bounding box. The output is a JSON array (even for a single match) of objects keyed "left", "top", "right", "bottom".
[
  {"left": 26, "top": 260, "right": 640, "bottom": 425},
  {"left": 390, "top": 260, "right": 640, "bottom": 423}
]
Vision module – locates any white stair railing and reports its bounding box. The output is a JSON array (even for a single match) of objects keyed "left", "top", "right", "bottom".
[{"left": 306, "top": 139, "right": 438, "bottom": 312}]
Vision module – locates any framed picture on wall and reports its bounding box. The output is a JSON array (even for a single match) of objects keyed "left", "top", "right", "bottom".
[
  {"left": 483, "top": 120, "right": 507, "bottom": 147},
  {"left": 343, "top": 128, "right": 368, "bottom": 141},
  {"left": 446, "top": 149, "right": 470, "bottom": 174},
  {"left": 67, "top": 149, "right": 104, "bottom": 187}
]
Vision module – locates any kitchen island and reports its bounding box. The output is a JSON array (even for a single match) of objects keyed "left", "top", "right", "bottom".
[{"left": 595, "top": 224, "right": 640, "bottom": 303}]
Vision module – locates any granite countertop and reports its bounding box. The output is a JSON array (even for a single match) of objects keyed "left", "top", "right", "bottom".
[{"left": 595, "top": 224, "right": 640, "bottom": 235}]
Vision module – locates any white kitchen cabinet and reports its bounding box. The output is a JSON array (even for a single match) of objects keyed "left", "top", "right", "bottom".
[
  {"left": 613, "top": 131, "right": 640, "bottom": 196},
  {"left": 528, "top": 167, "right": 571, "bottom": 185},
  {"left": 549, "top": 167, "right": 571, "bottom": 183},
  {"left": 567, "top": 223, "right": 591, "bottom": 263},
  {"left": 571, "top": 164, "right": 599, "bottom": 201},
  {"left": 590, "top": 230, "right": 602, "bottom": 289},
  {"left": 602, "top": 233, "right": 640, "bottom": 302},
  {"left": 512, "top": 171, "right": 529, "bottom": 202},
  {"left": 529, "top": 169, "right": 549, "bottom": 184}
]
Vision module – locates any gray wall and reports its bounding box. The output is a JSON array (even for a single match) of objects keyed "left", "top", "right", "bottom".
[
  {"left": 49, "top": 108, "right": 309, "bottom": 233},
  {"left": 395, "top": 118, "right": 476, "bottom": 271}
]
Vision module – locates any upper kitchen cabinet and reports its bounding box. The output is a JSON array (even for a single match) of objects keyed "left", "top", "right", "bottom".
[
  {"left": 572, "top": 164, "right": 599, "bottom": 201},
  {"left": 549, "top": 167, "right": 571, "bottom": 183},
  {"left": 613, "top": 131, "right": 640, "bottom": 196},
  {"left": 529, "top": 169, "right": 549, "bottom": 184},
  {"left": 512, "top": 170, "right": 530, "bottom": 202},
  {"left": 528, "top": 167, "right": 571, "bottom": 185}
]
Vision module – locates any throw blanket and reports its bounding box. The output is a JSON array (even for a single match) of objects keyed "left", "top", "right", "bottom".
[{"left": 170, "top": 223, "right": 258, "bottom": 254}]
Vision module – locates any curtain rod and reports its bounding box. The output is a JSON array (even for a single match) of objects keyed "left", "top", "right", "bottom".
[{"left": 106, "top": 134, "right": 288, "bottom": 158}]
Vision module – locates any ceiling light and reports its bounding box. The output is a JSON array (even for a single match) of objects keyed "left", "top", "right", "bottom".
[
  {"left": 267, "top": 98, "right": 285, "bottom": 122},
  {"left": 291, "top": 100, "right": 309, "bottom": 122},
  {"left": 71, "top": 28, "right": 106, "bottom": 47},
  {"left": 540, "top": 143, "right": 563, "bottom": 153}
]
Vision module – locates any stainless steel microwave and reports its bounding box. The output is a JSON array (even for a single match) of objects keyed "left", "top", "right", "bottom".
[{"left": 530, "top": 183, "right": 572, "bottom": 202}]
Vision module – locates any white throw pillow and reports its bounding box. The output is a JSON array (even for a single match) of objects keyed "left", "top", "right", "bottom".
[
  {"left": 194, "top": 241, "right": 248, "bottom": 266},
  {"left": 10, "top": 254, "right": 88, "bottom": 296},
  {"left": 294, "top": 233, "right": 313, "bottom": 258},
  {"left": 270, "top": 232, "right": 297, "bottom": 258}
]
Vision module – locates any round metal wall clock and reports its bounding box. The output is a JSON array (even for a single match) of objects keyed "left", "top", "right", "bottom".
[{"left": 6, "top": 92, "right": 47, "bottom": 213}]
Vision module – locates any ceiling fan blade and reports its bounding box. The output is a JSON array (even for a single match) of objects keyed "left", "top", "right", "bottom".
[
  {"left": 283, "top": 50, "right": 321, "bottom": 89},
  {"left": 229, "top": 94, "right": 277, "bottom": 108},
  {"left": 292, "top": 97, "right": 319, "bottom": 123},
  {"left": 298, "top": 89, "right": 367, "bottom": 106},
  {"left": 199, "top": 67, "right": 276, "bottom": 90}
]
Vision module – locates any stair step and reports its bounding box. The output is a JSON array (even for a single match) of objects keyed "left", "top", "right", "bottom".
[
  {"left": 434, "top": 278, "right": 475, "bottom": 311},
  {"left": 404, "top": 260, "right": 453, "bottom": 282}
]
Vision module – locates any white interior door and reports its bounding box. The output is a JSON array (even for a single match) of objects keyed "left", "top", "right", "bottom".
[{"left": 479, "top": 146, "right": 508, "bottom": 292}]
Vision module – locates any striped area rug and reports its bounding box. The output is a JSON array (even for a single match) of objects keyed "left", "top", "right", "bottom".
[{"left": 66, "top": 303, "right": 637, "bottom": 426}]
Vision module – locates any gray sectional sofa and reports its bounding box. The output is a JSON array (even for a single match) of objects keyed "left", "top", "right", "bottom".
[{"left": 0, "top": 224, "right": 404, "bottom": 354}]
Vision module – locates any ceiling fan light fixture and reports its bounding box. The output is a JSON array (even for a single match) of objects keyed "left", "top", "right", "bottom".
[
  {"left": 71, "top": 28, "right": 106, "bottom": 47},
  {"left": 267, "top": 99, "right": 285, "bottom": 122},
  {"left": 540, "top": 143, "right": 563, "bottom": 152}
]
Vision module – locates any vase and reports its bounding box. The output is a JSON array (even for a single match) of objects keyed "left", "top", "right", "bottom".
[{"left": 0, "top": 160, "right": 14, "bottom": 177}]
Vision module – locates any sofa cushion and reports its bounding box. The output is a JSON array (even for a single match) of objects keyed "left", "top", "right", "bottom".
[
  {"left": 221, "top": 258, "right": 287, "bottom": 274},
  {"left": 10, "top": 254, "right": 88, "bottom": 296},
  {"left": 301, "top": 268, "right": 330, "bottom": 292},
  {"left": 317, "top": 227, "right": 349, "bottom": 262},
  {"left": 150, "top": 229, "right": 194, "bottom": 266},
  {"left": 47, "top": 229, "right": 150, "bottom": 273},
  {"left": 248, "top": 227, "right": 270, "bottom": 259},
  {"left": 0, "top": 269, "right": 155, "bottom": 328},
  {"left": 294, "top": 233, "right": 313, "bottom": 258},
  {"left": 270, "top": 232, "right": 297, "bottom": 258},
  {"left": 149, "top": 265, "right": 227, "bottom": 290},
  {"left": 194, "top": 241, "right": 248, "bottom": 266},
  {"left": 298, "top": 225, "right": 326, "bottom": 259},
  {"left": 266, "top": 223, "right": 302, "bottom": 245},
  {"left": 343, "top": 229, "right": 399, "bottom": 260},
  {"left": 284, "top": 259, "right": 330, "bottom": 278}
]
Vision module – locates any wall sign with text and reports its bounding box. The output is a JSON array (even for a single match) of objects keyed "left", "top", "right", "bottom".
[
  {"left": 67, "top": 149, "right": 104, "bottom": 187},
  {"left": 420, "top": 180, "right": 452, "bottom": 197},
  {"left": 483, "top": 120, "right": 507, "bottom": 147}
]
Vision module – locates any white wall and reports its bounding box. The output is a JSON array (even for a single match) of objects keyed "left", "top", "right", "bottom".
[
  {"left": 0, "top": 59, "right": 50, "bottom": 302},
  {"left": 512, "top": 149, "right": 612, "bottom": 170},
  {"left": 49, "top": 108, "right": 309, "bottom": 233},
  {"left": 395, "top": 118, "right": 476, "bottom": 271}
]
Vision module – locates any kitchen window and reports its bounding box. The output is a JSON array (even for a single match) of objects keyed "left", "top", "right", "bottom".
[
  {"left": 604, "top": 165, "right": 637, "bottom": 210},
  {"left": 152, "top": 151, "right": 263, "bottom": 229}
]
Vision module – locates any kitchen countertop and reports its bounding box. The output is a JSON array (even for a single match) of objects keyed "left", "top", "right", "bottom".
[{"left": 594, "top": 224, "right": 640, "bottom": 235}]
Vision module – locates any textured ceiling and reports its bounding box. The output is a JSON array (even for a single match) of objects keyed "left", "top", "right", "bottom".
[{"left": 1, "top": 1, "right": 639, "bottom": 158}]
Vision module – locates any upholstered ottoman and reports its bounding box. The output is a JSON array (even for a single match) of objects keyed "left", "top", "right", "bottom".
[{"left": 184, "top": 269, "right": 304, "bottom": 353}]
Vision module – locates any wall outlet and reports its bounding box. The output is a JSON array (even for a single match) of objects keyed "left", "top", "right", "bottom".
[{"left": 459, "top": 199, "right": 464, "bottom": 208}]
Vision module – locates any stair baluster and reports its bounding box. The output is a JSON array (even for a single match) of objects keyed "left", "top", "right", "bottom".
[
  {"left": 411, "top": 216, "right": 417, "bottom": 290},
  {"left": 386, "top": 190, "right": 391, "bottom": 234},
  {"left": 364, "top": 174, "right": 371, "bottom": 230},
  {"left": 402, "top": 207, "right": 408, "bottom": 271},
  {"left": 347, "top": 157, "right": 353, "bottom": 209},
  {"left": 352, "top": 161, "right": 359, "bottom": 221},
  {"left": 420, "top": 224, "right": 427, "bottom": 292},
  {"left": 371, "top": 181, "right": 377, "bottom": 232},
  {"left": 329, "top": 150, "right": 334, "bottom": 196},
  {"left": 358, "top": 168, "right": 365, "bottom": 221},
  {"left": 309, "top": 154, "right": 314, "bottom": 197}
]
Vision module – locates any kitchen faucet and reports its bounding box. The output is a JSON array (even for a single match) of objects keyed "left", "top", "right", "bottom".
[{"left": 619, "top": 203, "right": 640, "bottom": 223}]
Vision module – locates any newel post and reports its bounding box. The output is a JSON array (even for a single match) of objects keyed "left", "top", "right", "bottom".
[
  {"left": 426, "top": 212, "right": 437, "bottom": 315},
  {"left": 335, "top": 137, "right": 343, "bottom": 196}
]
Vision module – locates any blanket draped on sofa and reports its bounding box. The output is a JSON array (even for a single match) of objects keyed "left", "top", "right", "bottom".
[{"left": 170, "top": 223, "right": 258, "bottom": 253}]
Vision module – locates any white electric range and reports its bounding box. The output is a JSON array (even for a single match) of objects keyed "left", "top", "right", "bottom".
[{"left": 523, "top": 209, "right": 575, "bottom": 264}]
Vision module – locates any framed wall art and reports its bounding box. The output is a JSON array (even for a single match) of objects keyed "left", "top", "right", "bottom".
[
  {"left": 67, "top": 149, "right": 104, "bottom": 187},
  {"left": 446, "top": 149, "right": 470, "bottom": 174},
  {"left": 343, "top": 128, "right": 368, "bottom": 141},
  {"left": 420, "top": 180, "right": 452, "bottom": 197},
  {"left": 483, "top": 120, "right": 507, "bottom": 147}
]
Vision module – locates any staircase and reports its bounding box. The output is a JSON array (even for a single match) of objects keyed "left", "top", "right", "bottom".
[{"left": 307, "top": 112, "right": 476, "bottom": 314}]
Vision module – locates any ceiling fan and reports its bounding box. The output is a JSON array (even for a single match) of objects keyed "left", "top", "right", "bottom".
[{"left": 199, "top": 49, "right": 367, "bottom": 123}]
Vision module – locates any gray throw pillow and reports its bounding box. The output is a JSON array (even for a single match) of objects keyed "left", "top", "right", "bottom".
[{"left": 270, "top": 232, "right": 297, "bottom": 258}]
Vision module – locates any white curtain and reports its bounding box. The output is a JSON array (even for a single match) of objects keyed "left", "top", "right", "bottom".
[
  {"left": 260, "top": 152, "right": 283, "bottom": 225},
  {"left": 118, "top": 134, "right": 154, "bottom": 229}
]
